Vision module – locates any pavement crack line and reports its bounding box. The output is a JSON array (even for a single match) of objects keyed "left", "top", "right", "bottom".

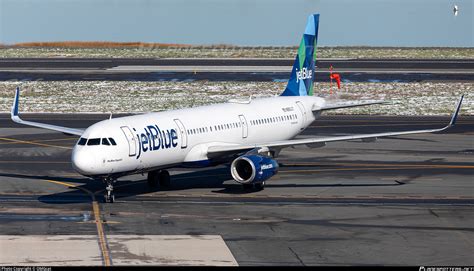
[
  {"left": 45, "top": 180, "right": 112, "bottom": 266},
  {"left": 288, "top": 246, "right": 305, "bottom": 266}
]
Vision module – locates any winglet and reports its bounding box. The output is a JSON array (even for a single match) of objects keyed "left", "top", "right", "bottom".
[
  {"left": 449, "top": 95, "right": 464, "bottom": 127},
  {"left": 12, "top": 87, "right": 20, "bottom": 120}
]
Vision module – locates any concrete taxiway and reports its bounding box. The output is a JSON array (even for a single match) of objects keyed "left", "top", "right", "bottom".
[
  {"left": 0, "top": 115, "right": 473, "bottom": 265},
  {"left": 0, "top": 58, "right": 472, "bottom": 82}
]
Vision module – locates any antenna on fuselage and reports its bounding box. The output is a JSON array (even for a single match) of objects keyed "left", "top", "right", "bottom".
[{"left": 109, "top": 112, "right": 113, "bottom": 120}]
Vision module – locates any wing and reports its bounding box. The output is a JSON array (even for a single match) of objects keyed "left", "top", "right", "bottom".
[
  {"left": 11, "top": 87, "right": 85, "bottom": 136},
  {"left": 208, "top": 95, "right": 464, "bottom": 156},
  {"left": 318, "top": 100, "right": 386, "bottom": 111}
]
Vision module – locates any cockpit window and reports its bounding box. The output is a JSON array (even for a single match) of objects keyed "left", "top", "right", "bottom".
[
  {"left": 101, "top": 138, "right": 110, "bottom": 146},
  {"left": 78, "top": 138, "right": 87, "bottom": 145},
  {"left": 108, "top": 138, "right": 117, "bottom": 146},
  {"left": 87, "top": 138, "right": 101, "bottom": 146}
]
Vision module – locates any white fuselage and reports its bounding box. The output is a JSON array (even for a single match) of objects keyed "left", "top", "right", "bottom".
[{"left": 71, "top": 96, "right": 325, "bottom": 178}]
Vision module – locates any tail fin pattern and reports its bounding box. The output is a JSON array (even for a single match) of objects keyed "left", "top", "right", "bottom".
[{"left": 280, "top": 14, "right": 320, "bottom": 97}]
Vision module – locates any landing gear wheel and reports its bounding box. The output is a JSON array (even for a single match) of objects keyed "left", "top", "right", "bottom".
[
  {"left": 158, "top": 170, "right": 171, "bottom": 187},
  {"left": 242, "top": 183, "right": 254, "bottom": 190},
  {"left": 147, "top": 171, "right": 159, "bottom": 187},
  {"left": 103, "top": 179, "right": 116, "bottom": 203},
  {"left": 254, "top": 181, "right": 265, "bottom": 191},
  {"left": 105, "top": 193, "right": 115, "bottom": 203}
]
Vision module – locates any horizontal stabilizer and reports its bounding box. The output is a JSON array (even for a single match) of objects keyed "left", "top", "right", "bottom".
[{"left": 318, "top": 100, "right": 386, "bottom": 111}]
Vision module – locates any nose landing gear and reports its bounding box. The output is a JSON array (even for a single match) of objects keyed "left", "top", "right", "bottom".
[
  {"left": 103, "top": 177, "right": 116, "bottom": 203},
  {"left": 101, "top": 170, "right": 171, "bottom": 203}
]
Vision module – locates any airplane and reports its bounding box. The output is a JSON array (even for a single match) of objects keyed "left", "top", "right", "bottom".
[{"left": 11, "top": 14, "right": 464, "bottom": 203}]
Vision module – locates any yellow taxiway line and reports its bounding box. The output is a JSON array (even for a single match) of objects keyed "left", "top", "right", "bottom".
[
  {"left": 45, "top": 180, "right": 111, "bottom": 266},
  {"left": 0, "top": 137, "right": 72, "bottom": 150},
  {"left": 0, "top": 160, "right": 69, "bottom": 164},
  {"left": 0, "top": 137, "right": 76, "bottom": 146}
]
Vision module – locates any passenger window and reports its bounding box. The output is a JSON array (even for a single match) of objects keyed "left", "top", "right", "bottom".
[
  {"left": 78, "top": 138, "right": 87, "bottom": 146},
  {"left": 87, "top": 138, "right": 100, "bottom": 146},
  {"left": 108, "top": 138, "right": 117, "bottom": 145},
  {"left": 102, "top": 138, "right": 110, "bottom": 146}
]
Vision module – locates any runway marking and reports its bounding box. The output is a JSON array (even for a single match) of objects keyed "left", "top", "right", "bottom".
[
  {"left": 0, "top": 137, "right": 76, "bottom": 146},
  {"left": 45, "top": 180, "right": 112, "bottom": 267},
  {"left": 0, "top": 137, "right": 72, "bottom": 150}
]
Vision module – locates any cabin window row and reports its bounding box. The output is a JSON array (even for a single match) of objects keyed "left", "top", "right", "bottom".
[
  {"left": 250, "top": 114, "right": 297, "bottom": 126},
  {"left": 186, "top": 121, "right": 242, "bottom": 135}
]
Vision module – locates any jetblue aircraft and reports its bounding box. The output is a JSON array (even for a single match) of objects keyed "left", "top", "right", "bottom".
[{"left": 11, "top": 14, "right": 463, "bottom": 203}]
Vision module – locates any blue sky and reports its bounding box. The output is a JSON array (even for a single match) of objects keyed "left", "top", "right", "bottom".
[{"left": 0, "top": 0, "right": 472, "bottom": 46}]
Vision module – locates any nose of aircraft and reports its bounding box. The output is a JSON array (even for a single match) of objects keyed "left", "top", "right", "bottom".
[{"left": 71, "top": 146, "right": 95, "bottom": 175}]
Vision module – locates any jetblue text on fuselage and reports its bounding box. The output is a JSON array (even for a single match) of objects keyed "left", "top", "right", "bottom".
[
  {"left": 296, "top": 67, "right": 313, "bottom": 83},
  {"left": 135, "top": 125, "right": 178, "bottom": 159}
]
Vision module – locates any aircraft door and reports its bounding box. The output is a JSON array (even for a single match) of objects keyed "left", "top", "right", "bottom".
[
  {"left": 174, "top": 119, "right": 188, "bottom": 148},
  {"left": 120, "top": 126, "right": 137, "bottom": 156},
  {"left": 296, "top": 101, "right": 307, "bottom": 130},
  {"left": 238, "top": 114, "right": 248, "bottom": 138}
]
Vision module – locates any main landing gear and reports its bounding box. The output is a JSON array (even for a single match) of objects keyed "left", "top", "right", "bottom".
[
  {"left": 147, "top": 170, "right": 171, "bottom": 189},
  {"left": 103, "top": 177, "right": 116, "bottom": 203},
  {"left": 243, "top": 181, "right": 266, "bottom": 191}
]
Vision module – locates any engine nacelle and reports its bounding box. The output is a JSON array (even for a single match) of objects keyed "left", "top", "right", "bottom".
[{"left": 230, "top": 155, "right": 279, "bottom": 184}]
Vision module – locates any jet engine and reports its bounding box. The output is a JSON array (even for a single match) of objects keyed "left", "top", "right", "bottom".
[{"left": 230, "top": 155, "right": 279, "bottom": 184}]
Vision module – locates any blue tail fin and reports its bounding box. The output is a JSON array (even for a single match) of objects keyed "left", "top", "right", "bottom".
[{"left": 280, "top": 14, "right": 320, "bottom": 97}]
